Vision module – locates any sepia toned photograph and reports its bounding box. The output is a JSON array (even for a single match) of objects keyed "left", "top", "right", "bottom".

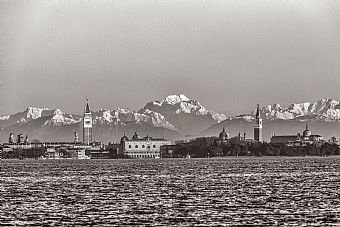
[{"left": 1, "top": 0, "right": 340, "bottom": 225}]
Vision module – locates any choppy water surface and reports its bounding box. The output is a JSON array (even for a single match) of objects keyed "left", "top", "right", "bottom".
[{"left": 1, "top": 157, "right": 340, "bottom": 226}]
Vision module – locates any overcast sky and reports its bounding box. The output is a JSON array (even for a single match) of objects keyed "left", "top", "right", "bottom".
[{"left": 1, "top": 0, "right": 340, "bottom": 116}]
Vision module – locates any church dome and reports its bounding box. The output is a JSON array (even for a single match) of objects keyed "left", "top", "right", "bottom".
[
  {"left": 303, "top": 124, "right": 311, "bottom": 137},
  {"left": 132, "top": 131, "right": 141, "bottom": 140},
  {"left": 219, "top": 127, "right": 229, "bottom": 141}
]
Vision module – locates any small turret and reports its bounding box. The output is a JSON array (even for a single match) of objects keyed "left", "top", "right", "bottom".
[
  {"left": 9, "top": 133, "right": 14, "bottom": 144},
  {"left": 132, "top": 131, "right": 141, "bottom": 140},
  {"left": 120, "top": 133, "right": 129, "bottom": 143},
  {"left": 74, "top": 131, "right": 79, "bottom": 143}
]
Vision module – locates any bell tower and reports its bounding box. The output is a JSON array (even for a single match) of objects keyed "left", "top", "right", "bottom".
[
  {"left": 83, "top": 98, "right": 93, "bottom": 145},
  {"left": 254, "top": 104, "right": 262, "bottom": 142}
]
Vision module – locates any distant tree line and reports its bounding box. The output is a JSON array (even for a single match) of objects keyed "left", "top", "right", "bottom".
[{"left": 170, "top": 140, "right": 340, "bottom": 158}]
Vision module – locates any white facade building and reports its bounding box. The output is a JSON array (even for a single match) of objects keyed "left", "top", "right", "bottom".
[
  {"left": 46, "top": 148, "right": 64, "bottom": 159},
  {"left": 68, "top": 148, "right": 89, "bottom": 159},
  {"left": 122, "top": 132, "right": 171, "bottom": 159}
]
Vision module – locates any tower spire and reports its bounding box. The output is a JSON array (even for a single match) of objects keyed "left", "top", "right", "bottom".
[
  {"left": 256, "top": 104, "right": 260, "bottom": 118},
  {"left": 85, "top": 97, "right": 90, "bottom": 113}
]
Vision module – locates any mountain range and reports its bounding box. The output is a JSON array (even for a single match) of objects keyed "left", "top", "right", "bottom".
[
  {"left": 1, "top": 95, "right": 340, "bottom": 143},
  {"left": 203, "top": 98, "right": 340, "bottom": 141}
]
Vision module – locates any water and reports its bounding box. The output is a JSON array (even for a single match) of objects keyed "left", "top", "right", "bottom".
[{"left": 1, "top": 157, "right": 340, "bottom": 226}]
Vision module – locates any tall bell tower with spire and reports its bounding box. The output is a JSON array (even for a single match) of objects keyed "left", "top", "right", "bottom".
[
  {"left": 254, "top": 104, "right": 263, "bottom": 142},
  {"left": 83, "top": 98, "right": 93, "bottom": 145}
]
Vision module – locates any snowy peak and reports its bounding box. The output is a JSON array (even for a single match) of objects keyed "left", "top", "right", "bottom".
[
  {"left": 93, "top": 109, "right": 115, "bottom": 124},
  {"left": 25, "top": 107, "right": 51, "bottom": 119},
  {"left": 252, "top": 98, "right": 340, "bottom": 121},
  {"left": 138, "top": 94, "right": 227, "bottom": 135},
  {"left": 53, "top": 109, "right": 63, "bottom": 116},
  {"left": 43, "top": 108, "right": 80, "bottom": 126},
  {"left": 143, "top": 94, "right": 227, "bottom": 123},
  {"left": 48, "top": 114, "right": 79, "bottom": 126},
  {"left": 92, "top": 108, "right": 177, "bottom": 131},
  {"left": 163, "top": 94, "right": 190, "bottom": 105}
]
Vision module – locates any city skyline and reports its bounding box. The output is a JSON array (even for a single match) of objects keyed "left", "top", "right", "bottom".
[
  {"left": 2, "top": 2, "right": 340, "bottom": 226},
  {"left": 2, "top": 1, "right": 340, "bottom": 116}
]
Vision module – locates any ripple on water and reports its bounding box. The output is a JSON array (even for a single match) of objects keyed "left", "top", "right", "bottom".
[{"left": 1, "top": 157, "right": 340, "bottom": 226}]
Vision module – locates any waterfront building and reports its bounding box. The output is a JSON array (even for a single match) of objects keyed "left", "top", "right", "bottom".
[
  {"left": 45, "top": 147, "right": 89, "bottom": 159},
  {"left": 0, "top": 146, "right": 13, "bottom": 158},
  {"left": 88, "top": 148, "right": 110, "bottom": 159},
  {"left": 46, "top": 148, "right": 64, "bottom": 159},
  {"left": 271, "top": 124, "right": 324, "bottom": 146},
  {"left": 121, "top": 131, "right": 171, "bottom": 158},
  {"left": 254, "top": 104, "right": 263, "bottom": 142},
  {"left": 83, "top": 99, "right": 93, "bottom": 145},
  {"left": 68, "top": 148, "right": 89, "bottom": 159},
  {"left": 3, "top": 139, "right": 92, "bottom": 150}
]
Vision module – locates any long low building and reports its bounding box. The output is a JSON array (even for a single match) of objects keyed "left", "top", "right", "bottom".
[
  {"left": 3, "top": 142, "right": 93, "bottom": 150},
  {"left": 270, "top": 124, "right": 324, "bottom": 146},
  {"left": 120, "top": 132, "right": 171, "bottom": 159}
]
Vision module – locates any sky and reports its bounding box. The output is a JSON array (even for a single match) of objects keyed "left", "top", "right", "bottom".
[{"left": 1, "top": 0, "right": 340, "bottom": 116}]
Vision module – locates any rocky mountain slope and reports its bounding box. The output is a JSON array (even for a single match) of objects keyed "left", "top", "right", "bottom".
[{"left": 139, "top": 94, "right": 226, "bottom": 136}]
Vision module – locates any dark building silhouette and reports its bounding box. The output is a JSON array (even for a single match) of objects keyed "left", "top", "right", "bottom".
[
  {"left": 254, "top": 104, "right": 263, "bottom": 142},
  {"left": 9, "top": 133, "right": 14, "bottom": 144},
  {"left": 74, "top": 131, "right": 79, "bottom": 143},
  {"left": 17, "top": 134, "right": 24, "bottom": 144}
]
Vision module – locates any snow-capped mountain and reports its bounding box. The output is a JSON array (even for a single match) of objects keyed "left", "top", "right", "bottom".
[
  {"left": 0, "top": 107, "right": 57, "bottom": 128},
  {"left": 203, "top": 98, "right": 340, "bottom": 141},
  {"left": 254, "top": 98, "right": 340, "bottom": 121},
  {"left": 139, "top": 94, "right": 227, "bottom": 135},
  {"left": 2, "top": 97, "right": 340, "bottom": 143},
  {"left": 0, "top": 94, "right": 225, "bottom": 142},
  {"left": 92, "top": 108, "right": 176, "bottom": 131},
  {"left": 43, "top": 109, "right": 81, "bottom": 126}
]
